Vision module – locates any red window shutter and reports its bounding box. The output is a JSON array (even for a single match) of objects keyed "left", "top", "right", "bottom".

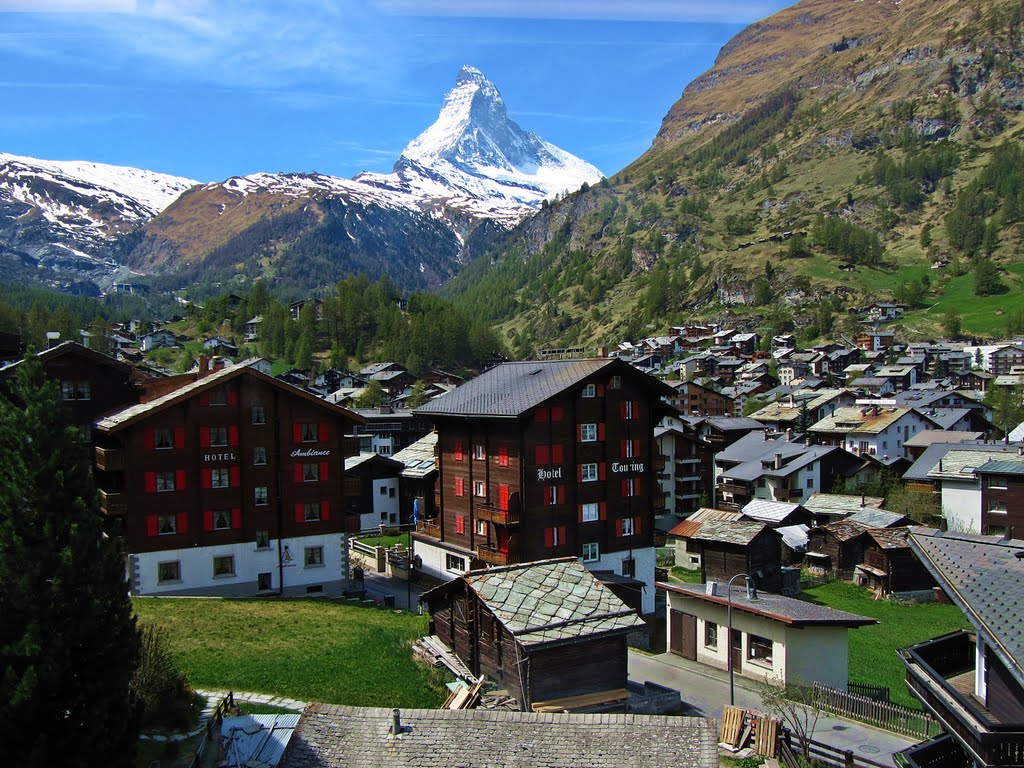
[
  {"left": 147, "top": 515, "right": 158, "bottom": 536},
  {"left": 598, "top": 423, "right": 605, "bottom": 441},
  {"left": 551, "top": 405, "right": 564, "bottom": 422},
  {"left": 174, "top": 426, "right": 185, "bottom": 448},
  {"left": 202, "top": 469, "right": 212, "bottom": 489},
  {"left": 552, "top": 445, "right": 564, "bottom": 464},
  {"left": 293, "top": 463, "right": 303, "bottom": 483},
  {"left": 576, "top": 424, "right": 583, "bottom": 442},
  {"left": 227, "top": 388, "right": 238, "bottom": 406},
  {"left": 633, "top": 400, "right": 640, "bottom": 419},
  {"left": 577, "top": 504, "right": 584, "bottom": 524},
  {"left": 544, "top": 527, "right": 554, "bottom": 548},
  {"left": 145, "top": 471, "right": 156, "bottom": 493},
  {"left": 454, "top": 441, "right": 463, "bottom": 461},
  {"left": 200, "top": 427, "right": 211, "bottom": 448},
  {"left": 622, "top": 479, "right": 630, "bottom": 496},
  {"left": 535, "top": 407, "right": 549, "bottom": 423},
  {"left": 200, "top": 392, "right": 210, "bottom": 407},
  {"left": 635, "top": 516, "right": 642, "bottom": 535},
  {"left": 619, "top": 401, "right": 627, "bottom": 419},
  {"left": 229, "top": 425, "right": 239, "bottom": 446},
  {"left": 203, "top": 510, "right": 214, "bottom": 531},
  {"left": 231, "top": 508, "right": 241, "bottom": 529},
  {"left": 320, "top": 462, "right": 329, "bottom": 481},
  {"left": 559, "top": 525, "right": 567, "bottom": 545},
  {"left": 320, "top": 421, "right": 329, "bottom": 441},
  {"left": 144, "top": 430, "right": 155, "bottom": 450},
  {"left": 456, "top": 515, "right": 465, "bottom": 534},
  {"left": 557, "top": 485, "right": 565, "bottom": 504},
  {"left": 293, "top": 422, "right": 302, "bottom": 443},
  {"left": 577, "top": 464, "right": 583, "bottom": 482},
  {"left": 620, "top": 439, "right": 628, "bottom": 458},
  {"left": 596, "top": 383, "right": 605, "bottom": 397},
  {"left": 633, "top": 439, "right": 641, "bottom": 457},
  {"left": 499, "top": 485, "right": 509, "bottom": 511},
  {"left": 177, "top": 512, "right": 188, "bottom": 534},
  {"left": 599, "top": 462, "right": 606, "bottom": 481},
  {"left": 454, "top": 477, "right": 464, "bottom": 497},
  {"left": 295, "top": 504, "right": 304, "bottom": 523},
  {"left": 599, "top": 501, "right": 607, "bottom": 521},
  {"left": 536, "top": 445, "right": 549, "bottom": 465},
  {"left": 616, "top": 518, "right": 624, "bottom": 537},
  {"left": 321, "top": 501, "right": 330, "bottom": 521},
  {"left": 499, "top": 446, "right": 509, "bottom": 467},
  {"left": 175, "top": 470, "right": 186, "bottom": 490},
  {"left": 230, "top": 466, "right": 240, "bottom": 487}
]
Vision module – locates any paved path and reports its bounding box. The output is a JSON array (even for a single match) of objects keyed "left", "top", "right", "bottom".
[
  {"left": 141, "top": 690, "right": 308, "bottom": 743},
  {"left": 629, "top": 651, "right": 917, "bottom": 766},
  {"left": 358, "top": 568, "right": 428, "bottom": 612}
]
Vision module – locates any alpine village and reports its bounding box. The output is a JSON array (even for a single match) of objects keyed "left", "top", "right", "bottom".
[{"left": 5, "top": 1, "right": 1024, "bottom": 767}]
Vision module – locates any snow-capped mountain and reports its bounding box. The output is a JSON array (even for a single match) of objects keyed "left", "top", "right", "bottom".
[
  {"left": 356, "top": 66, "right": 603, "bottom": 217},
  {"left": 0, "top": 152, "right": 197, "bottom": 287}
]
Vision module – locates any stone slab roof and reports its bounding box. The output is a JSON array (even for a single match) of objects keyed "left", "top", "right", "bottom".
[
  {"left": 903, "top": 430, "right": 984, "bottom": 449},
  {"left": 281, "top": 705, "right": 718, "bottom": 768},
  {"left": 741, "top": 499, "right": 802, "bottom": 524},
  {"left": 667, "top": 508, "right": 742, "bottom": 539},
  {"left": 811, "top": 405, "right": 912, "bottom": 435},
  {"left": 909, "top": 528, "right": 1024, "bottom": 690},
  {"left": 845, "top": 509, "right": 909, "bottom": 529},
  {"left": 803, "top": 493, "right": 886, "bottom": 516},
  {"left": 691, "top": 519, "right": 773, "bottom": 546},
  {"left": 902, "top": 442, "right": 1024, "bottom": 482},
  {"left": 391, "top": 431, "right": 438, "bottom": 479}
]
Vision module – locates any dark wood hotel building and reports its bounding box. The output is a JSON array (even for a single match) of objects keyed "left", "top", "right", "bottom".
[
  {"left": 94, "top": 361, "right": 363, "bottom": 597},
  {"left": 414, "top": 359, "right": 675, "bottom": 615}
]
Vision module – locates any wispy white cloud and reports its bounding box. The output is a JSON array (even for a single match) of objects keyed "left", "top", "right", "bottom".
[{"left": 372, "top": 0, "right": 787, "bottom": 24}]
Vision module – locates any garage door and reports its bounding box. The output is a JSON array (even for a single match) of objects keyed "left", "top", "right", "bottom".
[{"left": 669, "top": 609, "right": 697, "bottom": 660}]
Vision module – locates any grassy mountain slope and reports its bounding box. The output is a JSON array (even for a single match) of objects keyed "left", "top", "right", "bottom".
[{"left": 446, "top": 0, "right": 1024, "bottom": 354}]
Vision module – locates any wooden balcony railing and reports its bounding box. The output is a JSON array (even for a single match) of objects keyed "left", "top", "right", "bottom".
[
  {"left": 477, "top": 545, "right": 519, "bottom": 567},
  {"left": 717, "top": 482, "right": 750, "bottom": 497},
  {"left": 415, "top": 520, "right": 441, "bottom": 539},
  {"left": 98, "top": 489, "right": 126, "bottom": 515},
  {"left": 475, "top": 505, "right": 520, "bottom": 526},
  {"left": 94, "top": 447, "right": 124, "bottom": 472}
]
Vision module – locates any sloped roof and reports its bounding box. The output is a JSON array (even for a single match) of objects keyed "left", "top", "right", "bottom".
[
  {"left": 740, "top": 499, "right": 803, "bottom": 524},
  {"left": 804, "top": 493, "right": 886, "bottom": 516},
  {"left": 908, "top": 528, "right": 1024, "bottom": 689},
  {"left": 845, "top": 508, "right": 909, "bottom": 529},
  {"left": 976, "top": 458, "right": 1024, "bottom": 476},
  {"left": 392, "top": 431, "right": 438, "bottom": 479},
  {"left": 818, "top": 520, "right": 871, "bottom": 543},
  {"left": 926, "top": 449, "right": 1015, "bottom": 480},
  {"left": 867, "top": 527, "right": 911, "bottom": 550},
  {"left": 902, "top": 442, "right": 1024, "bottom": 482},
  {"left": 903, "top": 430, "right": 984, "bottom": 449},
  {"left": 691, "top": 519, "right": 773, "bottom": 546},
  {"left": 777, "top": 524, "right": 810, "bottom": 550},
  {"left": 345, "top": 452, "right": 404, "bottom": 472},
  {"left": 812, "top": 405, "right": 915, "bottom": 435},
  {"left": 668, "top": 508, "right": 741, "bottom": 539},
  {"left": 429, "top": 558, "right": 645, "bottom": 648}
]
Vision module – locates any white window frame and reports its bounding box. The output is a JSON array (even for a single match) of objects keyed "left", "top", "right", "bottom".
[
  {"left": 156, "top": 471, "right": 176, "bottom": 492},
  {"left": 622, "top": 517, "right": 635, "bottom": 536},
  {"left": 255, "top": 530, "right": 271, "bottom": 550},
  {"left": 445, "top": 554, "right": 466, "bottom": 573},
  {"left": 473, "top": 444, "right": 485, "bottom": 460},
  {"left": 748, "top": 633, "right": 774, "bottom": 665},
  {"left": 154, "top": 428, "right": 175, "bottom": 450},
  {"left": 581, "top": 502, "right": 599, "bottom": 523},
  {"left": 254, "top": 486, "right": 268, "bottom": 506},
  {"left": 210, "top": 426, "right": 228, "bottom": 447},
  {"left": 474, "top": 480, "right": 486, "bottom": 497},
  {"left": 581, "top": 463, "right": 598, "bottom": 483},
  {"left": 208, "top": 388, "right": 227, "bottom": 406},
  {"left": 157, "top": 514, "right": 177, "bottom": 535},
  {"left": 582, "top": 542, "right": 599, "bottom": 562},
  {"left": 476, "top": 519, "right": 488, "bottom": 536},
  {"left": 303, "top": 463, "right": 320, "bottom": 482},
  {"left": 988, "top": 476, "right": 1008, "bottom": 489},
  {"left": 304, "top": 502, "right": 321, "bottom": 522},
  {"left": 301, "top": 422, "right": 319, "bottom": 443},
  {"left": 253, "top": 446, "right": 267, "bottom": 466},
  {"left": 251, "top": 405, "right": 266, "bottom": 425},
  {"left": 582, "top": 383, "right": 596, "bottom": 398},
  {"left": 211, "top": 468, "right": 230, "bottom": 489},
  {"left": 212, "top": 509, "right": 232, "bottom": 530},
  {"left": 580, "top": 423, "right": 598, "bottom": 442}
]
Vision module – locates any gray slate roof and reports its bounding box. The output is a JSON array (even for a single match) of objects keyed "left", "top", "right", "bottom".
[
  {"left": 901, "top": 442, "right": 1024, "bottom": 482},
  {"left": 391, "top": 431, "right": 438, "bottom": 479},
  {"left": 909, "top": 528, "right": 1024, "bottom": 689},
  {"left": 415, "top": 359, "right": 616, "bottom": 418},
  {"left": 281, "top": 705, "right": 718, "bottom": 768},
  {"left": 691, "top": 519, "right": 772, "bottom": 546},
  {"left": 803, "top": 493, "right": 886, "bottom": 517},
  {"left": 740, "top": 499, "right": 802, "bottom": 524},
  {"left": 845, "top": 509, "right": 908, "bottom": 529}
]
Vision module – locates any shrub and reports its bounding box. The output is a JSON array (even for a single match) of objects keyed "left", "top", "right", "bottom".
[{"left": 130, "top": 623, "right": 194, "bottom": 731}]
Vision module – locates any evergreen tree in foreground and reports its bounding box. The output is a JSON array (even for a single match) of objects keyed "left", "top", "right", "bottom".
[{"left": 0, "top": 355, "right": 140, "bottom": 768}]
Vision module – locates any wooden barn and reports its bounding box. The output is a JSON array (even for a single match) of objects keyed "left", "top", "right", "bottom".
[
  {"left": 805, "top": 521, "right": 871, "bottom": 574},
  {"left": 421, "top": 557, "right": 645, "bottom": 711},
  {"left": 855, "top": 527, "right": 936, "bottom": 596},
  {"left": 690, "top": 519, "right": 783, "bottom": 593}
]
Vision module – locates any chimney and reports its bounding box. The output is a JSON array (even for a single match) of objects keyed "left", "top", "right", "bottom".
[
  {"left": 45, "top": 331, "right": 61, "bottom": 349},
  {"left": 774, "top": 453, "right": 783, "bottom": 470},
  {"left": 1001, "top": 527, "right": 1014, "bottom": 544},
  {"left": 391, "top": 708, "right": 403, "bottom": 736},
  {"left": 198, "top": 354, "right": 210, "bottom": 378},
  {"left": 861, "top": 493, "right": 865, "bottom": 508},
  {"left": 786, "top": 428, "right": 794, "bottom": 442}
]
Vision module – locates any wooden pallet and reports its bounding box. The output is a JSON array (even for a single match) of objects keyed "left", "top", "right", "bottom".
[
  {"left": 531, "top": 688, "right": 629, "bottom": 713},
  {"left": 755, "top": 715, "right": 780, "bottom": 758},
  {"left": 719, "top": 706, "right": 746, "bottom": 748}
]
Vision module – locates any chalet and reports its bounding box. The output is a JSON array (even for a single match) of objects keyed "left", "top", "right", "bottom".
[
  {"left": 805, "top": 521, "right": 871, "bottom": 574},
  {"left": 849, "top": 377, "right": 895, "bottom": 396},
  {"left": 855, "top": 330, "right": 896, "bottom": 352},
  {"left": 244, "top": 315, "right": 262, "bottom": 342},
  {"left": 202, "top": 337, "right": 239, "bottom": 357},
  {"left": 811, "top": 401, "right": 940, "bottom": 469},
  {"left": 875, "top": 365, "right": 917, "bottom": 392},
  {"left": 740, "top": 499, "right": 810, "bottom": 529},
  {"left": 772, "top": 334, "right": 796, "bottom": 351},
  {"left": 695, "top": 416, "right": 766, "bottom": 451},
  {"left": 802, "top": 492, "right": 886, "bottom": 527},
  {"left": 344, "top": 453, "right": 404, "bottom": 532},
  {"left": 352, "top": 406, "right": 433, "bottom": 457},
  {"left": 668, "top": 380, "right": 734, "bottom": 418},
  {"left": 413, "top": 359, "right": 675, "bottom": 615},
  {"left": 654, "top": 421, "right": 711, "bottom": 521},
  {"left": 140, "top": 329, "right": 177, "bottom": 352},
  {"left": 289, "top": 298, "right": 323, "bottom": 321},
  {"left": 731, "top": 332, "right": 759, "bottom": 356},
  {"left": 864, "top": 301, "right": 904, "bottom": 321},
  {"left": 689, "top": 519, "right": 783, "bottom": 593},
  {"left": 854, "top": 527, "right": 935, "bottom": 597},
  {"left": 976, "top": 459, "right": 1024, "bottom": 537},
  {"left": 988, "top": 344, "right": 1024, "bottom": 376},
  {"left": 916, "top": 448, "right": 1024, "bottom": 533},
  {"left": 661, "top": 580, "right": 874, "bottom": 689},
  {"left": 904, "top": 430, "right": 985, "bottom": 460},
  {"left": 668, "top": 508, "right": 742, "bottom": 570},
  {"left": 93, "top": 360, "right": 364, "bottom": 597},
  {"left": 748, "top": 389, "right": 856, "bottom": 431},
  {"left": 421, "top": 558, "right": 646, "bottom": 710},
  {"left": 392, "top": 431, "right": 438, "bottom": 527},
  {"left": 899, "top": 528, "right": 1024, "bottom": 768},
  {"left": 953, "top": 369, "right": 993, "bottom": 392}
]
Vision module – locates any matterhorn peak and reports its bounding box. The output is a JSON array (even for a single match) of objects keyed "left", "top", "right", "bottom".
[{"left": 455, "top": 64, "right": 489, "bottom": 87}]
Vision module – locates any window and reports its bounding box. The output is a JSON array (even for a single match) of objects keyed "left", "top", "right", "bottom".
[
  {"left": 157, "top": 561, "right": 181, "bottom": 584},
  {"left": 213, "top": 509, "right": 232, "bottom": 530},
  {"left": 476, "top": 519, "right": 488, "bottom": 536},
  {"left": 989, "top": 500, "right": 1008, "bottom": 514},
  {"left": 621, "top": 400, "right": 634, "bottom": 420},
  {"left": 582, "top": 383, "right": 596, "bottom": 398},
  {"left": 545, "top": 485, "right": 564, "bottom": 506},
  {"left": 157, "top": 514, "right": 177, "bottom": 535},
  {"left": 254, "top": 486, "right": 268, "bottom": 506},
  {"left": 208, "top": 388, "right": 227, "bottom": 406},
  {"left": 446, "top": 554, "right": 466, "bottom": 573},
  {"left": 61, "top": 381, "right": 75, "bottom": 400},
  {"left": 253, "top": 446, "right": 267, "bottom": 466},
  {"left": 61, "top": 380, "right": 91, "bottom": 400},
  {"left": 474, "top": 480, "right": 486, "bottom": 497},
  {"left": 304, "top": 546, "right": 324, "bottom": 568},
  {"left": 748, "top": 634, "right": 773, "bottom": 664},
  {"left": 581, "top": 503, "right": 599, "bottom": 523},
  {"left": 454, "top": 477, "right": 465, "bottom": 497},
  {"left": 257, "top": 572, "right": 272, "bottom": 591},
  {"left": 988, "top": 475, "right": 1008, "bottom": 489},
  {"left": 622, "top": 477, "right": 637, "bottom": 497},
  {"left": 988, "top": 524, "right": 1008, "bottom": 537},
  {"left": 622, "top": 439, "right": 636, "bottom": 459},
  {"left": 705, "top": 622, "right": 718, "bottom": 649},
  {"left": 580, "top": 423, "right": 598, "bottom": 442},
  {"left": 154, "top": 428, "right": 175, "bottom": 450},
  {"left": 621, "top": 516, "right": 636, "bottom": 536},
  {"left": 304, "top": 502, "right": 321, "bottom": 522},
  {"left": 255, "top": 530, "right": 270, "bottom": 550},
  {"left": 621, "top": 557, "right": 635, "bottom": 578},
  {"left": 210, "top": 426, "right": 228, "bottom": 447},
  {"left": 547, "top": 526, "right": 564, "bottom": 546},
  {"left": 454, "top": 441, "right": 464, "bottom": 461},
  {"left": 251, "top": 405, "right": 266, "bottom": 425},
  {"left": 610, "top": 375, "right": 622, "bottom": 390},
  {"left": 301, "top": 422, "right": 319, "bottom": 442},
  {"left": 473, "top": 444, "right": 485, "bottom": 460},
  {"left": 498, "top": 446, "right": 509, "bottom": 467},
  {"left": 389, "top": 487, "right": 395, "bottom": 498},
  {"left": 379, "top": 486, "right": 388, "bottom": 496},
  {"left": 455, "top": 515, "right": 466, "bottom": 534},
  {"left": 156, "top": 471, "right": 176, "bottom": 492},
  {"left": 302, "top": 463, "right": 320, "bottom": 482},
  {"left": 582, "top": 542, "right": 599, "bottom": 562},
  {"left": 211, "top": 468, "right": 230, "bottom": 488},
  {"left": 806, "top": 477, "right": 814, "bottom": 489},
  {"left": 581, "top": 463, "right": 598, "bottom": 483},
  {"left": 213, "top": 555, "right": 235, "bottom": 577}
]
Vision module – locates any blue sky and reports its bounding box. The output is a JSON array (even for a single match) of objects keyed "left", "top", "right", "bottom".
[{"left": 0, "top": 1, "right": 794, "bottom": 182}]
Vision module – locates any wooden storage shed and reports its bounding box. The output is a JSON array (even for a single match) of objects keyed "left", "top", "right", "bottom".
[
  {"left": 690, "top": 519, "right": 783, "bottom": 593},
  {"left": 855, "top": 527, "right": 936, "bottom": 596},
  {"left": 805, "top": 521, "right": 871, "bottom": 574},
  {"left": 421, "top": 557, "right": 645, "bottom": 711}
]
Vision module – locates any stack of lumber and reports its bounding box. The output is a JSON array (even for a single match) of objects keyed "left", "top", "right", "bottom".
[
  {"left": 412, "top": 635, "right": 477, "bottom": 683},
  {"left": 443, "top": 680, "right": 484, "bottom": 710},
  {"left": 530, "top": 688, "right": 630, "bottom": 713},
  {"left": 718, "top": 706, "right": 780, "bottom": 758}
]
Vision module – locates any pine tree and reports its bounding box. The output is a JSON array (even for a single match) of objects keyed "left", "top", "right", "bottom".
[{"left": 0, "top": 354, "right": 141, "bottom": 767}]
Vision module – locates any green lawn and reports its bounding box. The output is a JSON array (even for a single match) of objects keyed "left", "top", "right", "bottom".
[
  {"left": 800, "top": 581, "right": 971, "bottom": 709},
  {"left": 357, "top": 531, "right": 412, "bottom": 549},
  {"left": 133, "top": 598, "right": 448, "bottom": 708},
  {"left": 669, "top": 566, "right": 703, "bottom": 584}
]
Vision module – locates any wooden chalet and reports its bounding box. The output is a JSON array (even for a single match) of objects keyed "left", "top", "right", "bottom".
[
  {"left": 805, "top": 521, "right": 871, "bottom": 574},
  {"left": 667, "top": 508, "right": 741, "bottom": 570},
  {"left": 421, "top": 558, "right": 645, "bottom": 711},
  {"left": 689, "top": 519, "right": 783, "bottom": 593},
  {"left": 855, "top": 528, "right": 936, "bottom": 596}
]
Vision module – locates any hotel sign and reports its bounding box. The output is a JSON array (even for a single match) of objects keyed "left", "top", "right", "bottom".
[
  {"left": 611, "top": 462, "right": 645, "bottom": 474},
  {"left": 202, "top": 452, "right": 236, "bottom": 463},
  {"left": 536, "top": 467, "right": 563, "bottom": 482},
  {"left": 291, "top": 448, "right": 331, "bottom": 458}
]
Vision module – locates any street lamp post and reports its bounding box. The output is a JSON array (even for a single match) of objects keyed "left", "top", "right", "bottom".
[{"left": 726, "top": 572, "right": 757, "bottom": 707}]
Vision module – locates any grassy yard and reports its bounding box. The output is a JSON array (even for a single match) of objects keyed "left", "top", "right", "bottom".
[
  {"left": 133, "top": 598, "right": 448, "bottom": 708},
  {"left": 669, "top": 566, "right": 703, "bottom": 584},
  {"left": 800, "top": 581, "right": 971, "bottom": 709},
  {"left": 357, "top": 531, "right": 412, "bottom": 549}
]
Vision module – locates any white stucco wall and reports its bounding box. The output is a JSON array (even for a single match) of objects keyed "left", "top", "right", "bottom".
[
  {"left": 584, "top": 545, "right": 657, "bottom": 615},
  {"left": 784, "top": 625, "right": 850, "bottom": 689},
  {"left": 942, "top": 481, "right": 982, "bottom": 533},
  {"left": 129, "top": 532, "right": 349, "bottom": 597},
  {"left": 360, "top": 477, "right": 401, "bottom": 531}
]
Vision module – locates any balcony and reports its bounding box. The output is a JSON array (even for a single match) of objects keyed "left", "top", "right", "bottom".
[
  {"left": 477, "top": 545, "right": 519, "bottom": 567},
  {"left": 475, "top": 504, "right": 520, "bottom": 526},
  {"left": 415, "top": 519, "right": 442, "bottom": 539},
  {"left": 94, "top": 447, "right": 123, "bottom": 472},
  {"left": 654, "top": 455, "right": 667, "bottom": 471},
  {"left": 717, "top": 482, "right": 750, "bottom": 497},
  {"left": 901, "top": 631, "right": 1024, "bottom": 766},
  {"left": 898, "top": 734, "right": 973, "bottom": 768},
  {"left": 772, "top": 488, "right": 803, "bottom": 501},
  {"left": 653, "top": 495, "right": 666, "bottom": 511},
  {"left": 98, "top": 489, "right": 126, "bottom": 515}
]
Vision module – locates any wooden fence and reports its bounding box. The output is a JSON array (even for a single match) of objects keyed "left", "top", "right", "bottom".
[
  {"left": 781, "top": 731, "right": 898, "bottom": 768},
  {"left": 848, "top": 681, "right": 890, "bottom": 702},
  {"left": 812, "top": 682, "right": 939, "bottom": 740},
  {"left": 186, "top": 691, "right": 234, "bottom": 768}
]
